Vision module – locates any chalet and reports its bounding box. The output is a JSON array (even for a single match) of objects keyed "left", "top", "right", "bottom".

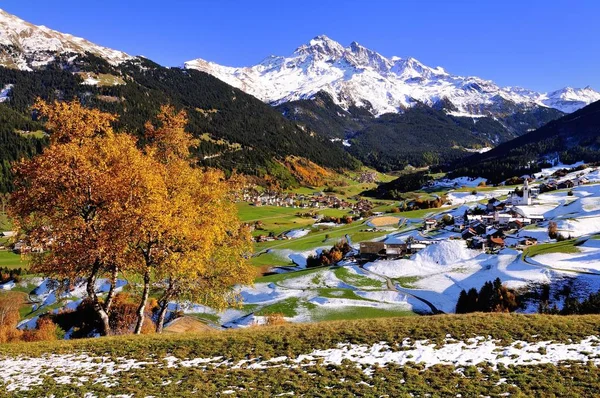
[
  {"left": 423, "top": 219, "right": 437, "bottom": 231},
  {"left": 519, "top": 237, "right": 538, "bottom": 247},
  {"left": 576, "top": 176, "right": 590, "bottom": 186},
  {"left": 473, "top": 222, "right": 487, "bottom": 236},
  {"left": 540, "top": 182, "right": 557, "bottom": 193},
  {"left": 487, "top": 228, "right": 505, "bottom": 239},
  {"left": 481, "top": 215, "right": 495, "bottom": 225},
  {"left": 359, "top": 242, "right": 408, "bottom": 261},
  {"left": 486, "top": 198, "right": 499, "bottom": 212},
  {"left": 385, "top": 243, "right": 408, "bottom": 259},
  {"left": 558, "top": 180, "right": 575, "bottom": 189},
  {"left": 494, "top": 212, "right": 512, "bottom": 226},
  {"left": 508, "top": 219, "right": 524, "bottom": 230},
  {"left": 407, "top": 242, "right": 428, "bottom": 253},
  {"left": 488, "top": 237, "right": 505, "bottom": 250},
  {"left": 469, "top": 236, "right": 487, "bottom": 250},
  {"left": 462, "top": 228, "right": 477, "bottom": 240},
  {"left": 359, "top": 242, "right": 386, "bottom": 261},
  {"left": 452, "top": 223, "right": 465, "bottom": 233}
]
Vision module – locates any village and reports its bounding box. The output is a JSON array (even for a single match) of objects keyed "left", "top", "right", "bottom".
[
  {"left": 358, "top": 174, "right": 591, "bottom": 262},
  {"left": 240, "top": 188, "right": 376, "bottom": 214}
]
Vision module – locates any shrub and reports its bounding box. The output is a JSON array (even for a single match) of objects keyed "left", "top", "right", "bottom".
[
  {"left": 263, "top": 313, "right": 286, "bottom": 326},
  {"left": 0, "top": 293, "right": 23, "bottom": 343},
  {"left": 441, "top": 214, "right": 454, "bottom": 226},
  {"left": 306, "top": 240, "right": 352, "bottom": 268},
  {"left": 21, "top": 316, "right": 63, "bottom": 342},
  {"left": 548, "top": 221, "right": 559, "bottom": 239},
  {"left": 109, "top": 293, "right": 155, "bottom": 335}
]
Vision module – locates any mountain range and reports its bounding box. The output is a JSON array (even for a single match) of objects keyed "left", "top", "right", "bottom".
[
  {"left": 0, "top": 8, "right": 599, "bottom": 185},
  {"left": 185, "top": 35, "right": 600, "bottom": 116}
]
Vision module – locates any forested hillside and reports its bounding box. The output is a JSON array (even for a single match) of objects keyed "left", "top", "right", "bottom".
[
  {"left": 0, "top": 54, "right": 359, "bottom": 192},
  {"left": 449, "top": 100, "right": 600, "bottom": 183},
  {"left": 277, "top": 91, "right": 563, "bottom": 172}
]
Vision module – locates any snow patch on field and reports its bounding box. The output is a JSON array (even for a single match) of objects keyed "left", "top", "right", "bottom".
[
  {"left": 364, "top": 242, "right": 551, "bottom": 313},
  {"left": 364, "top": 241, "right": 480, "bottom": 278},
  {"left": 4, "top": 336, "right": 600, "bottom": 391},
  {"left": 285, "top": 229, "right": 310, "bottom": 239}
]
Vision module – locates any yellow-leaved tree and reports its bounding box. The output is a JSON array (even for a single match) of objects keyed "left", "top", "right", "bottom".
[{"left": 130, "top": 106, "right": 254, "bottom": 334}]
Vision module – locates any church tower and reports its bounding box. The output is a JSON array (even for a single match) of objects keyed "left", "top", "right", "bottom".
[{"left": 522, "top": 179, "right": 531, "bottom": 205}]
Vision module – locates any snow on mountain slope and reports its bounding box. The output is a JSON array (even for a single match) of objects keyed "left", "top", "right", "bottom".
[
  {"left": 0, "top": 9, "right": 132, "bottom": 70},
  {"left": 185, "top": 35, "right": 600, "bottom": 116}
]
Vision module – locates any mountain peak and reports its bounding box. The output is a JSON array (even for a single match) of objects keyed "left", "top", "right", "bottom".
[
  {"left": 295, "top": 35, "right": 345, "bottom": 58},
  {"left": 0, "top": 8, "right": 132, "bottom": 70}
]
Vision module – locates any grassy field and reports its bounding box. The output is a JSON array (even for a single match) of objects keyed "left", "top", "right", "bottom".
[
  {"left": 525, "top": 239, "right": 582, "bottom": 257},
  {"left": 253, "top": 221, "right": 393, "bottom": 253},
  {"left": 0, "top": 251, "right": 29, "bottom": 270},
  {"left": 2, "top": 314, "right": 600, "bottom": 396}
]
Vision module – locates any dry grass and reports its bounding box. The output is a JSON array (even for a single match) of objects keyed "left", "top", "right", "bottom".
[{"left": 163, "top": 316, "right": 214, "bottom": 334}]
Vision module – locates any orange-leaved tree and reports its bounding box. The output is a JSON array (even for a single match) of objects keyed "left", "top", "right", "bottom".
[{"left": 10, "top": 99, "right": 166, "bottom": 336}]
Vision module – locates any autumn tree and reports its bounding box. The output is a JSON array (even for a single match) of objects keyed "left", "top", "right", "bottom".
[
  {"left": 10, "top": 100, "right": 254, "bottom": 337},
  {"left": 130, "top": 105, "right": 254, "bottom": 334},
  {"left": 10, "top": 99, "right": 166, "bottom": 336}
]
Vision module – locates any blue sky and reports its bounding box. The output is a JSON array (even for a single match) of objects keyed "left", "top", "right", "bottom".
[{"left": 3, "top": 0, "right": 598, "bottom": 92}]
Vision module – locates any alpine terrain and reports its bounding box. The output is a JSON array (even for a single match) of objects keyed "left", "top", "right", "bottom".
[
  {"left": 185, "top": 35, "right": 600, "bottom": 116},
  {"left": 3, "top": 5, "right": 600, "bottom": 397}
]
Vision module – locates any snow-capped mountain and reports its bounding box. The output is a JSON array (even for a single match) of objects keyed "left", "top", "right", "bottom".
[
  {"left": 0, "top": 8, "right": 132, "bottom": 70},
  {"left": 185, "top": 35, "right": 600, "bottom": 116}
]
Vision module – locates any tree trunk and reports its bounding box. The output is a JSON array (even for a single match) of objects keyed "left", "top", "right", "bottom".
[
  {"left": 86, "top": 261, "right": 111, "bottom": 336},
  {"left": 156, "top": 300, "right": 168, "bottom": 334},
  {"left": 156, "top": 279, "right": 175, "bottom": 334},
  {"left": 134, "top": 268, "right": 151, "bottom": 334},
  {"left": 103, "top": 266, "right": 119, "bottom": 313}
]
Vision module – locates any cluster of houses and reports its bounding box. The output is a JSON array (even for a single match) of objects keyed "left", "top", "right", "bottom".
[
  {"left": 241, "top": 189, "right": 374, "bottom": 214},
  {"left": 356, "top": 180, "right": 549, "bottom": 261},
  {"left": 439, "top": 180, "right": 545, "bottom": 251}
]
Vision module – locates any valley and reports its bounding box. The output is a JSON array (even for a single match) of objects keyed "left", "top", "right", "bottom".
[{"left": 0, "top": 3, "right": 600, "bottom": 396}]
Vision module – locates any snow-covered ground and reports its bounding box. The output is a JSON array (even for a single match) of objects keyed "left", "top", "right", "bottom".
[
  {"left": 3, "top": 335, "right": 600, "bottom": 392},
  {"left": 284, "top": 229, "right": 310, "bottom": 239}
]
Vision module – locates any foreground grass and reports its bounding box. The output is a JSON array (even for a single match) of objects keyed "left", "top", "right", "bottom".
[
  {"left": 2, "top": 314, "right": 600, "bottom": 396},
  {"left": 2, "top": 314, "right": 600, "bottom": 358}
]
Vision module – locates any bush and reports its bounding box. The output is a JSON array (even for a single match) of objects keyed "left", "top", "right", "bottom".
[
  {"left": 548, "top": 221, "right": 559, "bottom": 239},
  {"left": 263, "top": 313, "right": 286, "bottom": 326},
  {"left": 441, "top": 214, "right": 454, "bottom": 226},
  {"left": 21, "top": 316, "right": 63, "bottom": 342},
  {"left": 306, "top": 240, "right": 352, "bottom": 268},
  {"left": 456, "top": 278, "right": 518, "bottom": 314},
  {"left": 109, "top": 293, "right": 155, "bottom": 335},
  {"left": 0, "top": 293, "right": 23, "bottom": 343}
]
